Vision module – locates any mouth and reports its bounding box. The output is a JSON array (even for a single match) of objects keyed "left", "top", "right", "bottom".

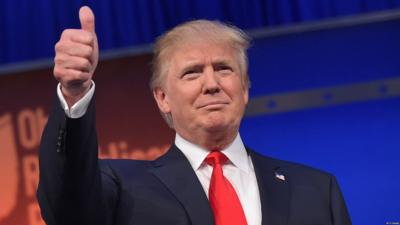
[{"left": 198, "top": 101, "right": 229, "bottom": 109}]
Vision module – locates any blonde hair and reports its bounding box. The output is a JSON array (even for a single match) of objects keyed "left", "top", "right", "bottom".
[{"left": 151, "top": 19, "right": 251, "bottom": 90}]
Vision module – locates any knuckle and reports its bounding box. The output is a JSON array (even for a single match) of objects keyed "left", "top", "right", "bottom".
[
  {"left": 55, "top": 41, "right": 70, "bottom": 54},
  {"left": 60, "top": 30, "right": 67, "bottom": 38},
  {"left": 60, "top": 29, "right": 72, "bottom": 38},
  {"left": 87, "top": 34, "right": 95, "bottom": 43},
  {"left": 54, "top": 42, "right": 59, "bottom": 51},
  {"left": 54, "top": 55, "right": 62, "bottom": 64},
  {"left": 54, "top": 54, "right": 68, "bottom": 66},
  {"left": 84, "top": 60, "right": 92, "bottom": 71},
  {"left": 53, "top": 67, "right": 65, "bottom": 80},
  {"left": 85, "top": 46, "right": 93, "bottom": 57},
  {"left": 53, "top": 67, "right": 60, "bottom": 77},
  {"left": 70, "top": 69, "right": 82, "bottom": 78},
  {"left": 64, "top": 70, "right": 77, "bottom": 80},
  {"left": 54, "top": 41, "right": 63, "bottom": 52},
  {"left": 81, "top": 58, "right": 90, "bottom": 67}
]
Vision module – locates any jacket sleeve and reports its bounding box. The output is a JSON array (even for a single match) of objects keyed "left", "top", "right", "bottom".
[
  {"left": 330, "top": 175, "right": 352, "bottom": 225},
  {"left": 37, "top": 94, "right": 118, "bottom": 225}
]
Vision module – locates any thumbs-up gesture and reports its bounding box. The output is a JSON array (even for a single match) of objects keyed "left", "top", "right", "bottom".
[{"left": 54, "top": 6, "right": 99, "bottom": 107}]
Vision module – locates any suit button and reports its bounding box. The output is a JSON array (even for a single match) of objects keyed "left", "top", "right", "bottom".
[{"left": 57, "top": 128, "right": 65, "bottom": 153}]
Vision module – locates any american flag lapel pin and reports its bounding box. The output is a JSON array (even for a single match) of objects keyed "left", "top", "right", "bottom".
[{"left": 275, "top": 172, "right": 286, "bottom": 181}]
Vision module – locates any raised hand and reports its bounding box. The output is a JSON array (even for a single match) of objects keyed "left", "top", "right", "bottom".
[{"left": 53, "top": 6, "right": 99, "bottom": 107}]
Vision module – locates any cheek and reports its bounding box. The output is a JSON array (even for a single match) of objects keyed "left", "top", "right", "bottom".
[
  {"left": 179, "top": 83, "right": 202, "bottom": 101},
  {"left": 224, "top": 81, "right": 246, "bottom": 100},
  {"left": 167, "top": 85, "right": 198, "bottom": 111}
]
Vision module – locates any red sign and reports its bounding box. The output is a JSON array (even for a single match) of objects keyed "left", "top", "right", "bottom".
[{"left": 0, "top": 54, "right": 174, "bottom": 225}]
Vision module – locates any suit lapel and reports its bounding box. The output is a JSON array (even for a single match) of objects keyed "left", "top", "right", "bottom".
[
  {"left": 249, "top": 150, "right": 291, "bottom": 225},
  {"left": 150, "top": 145, "right": 214, "bottom": 225}
]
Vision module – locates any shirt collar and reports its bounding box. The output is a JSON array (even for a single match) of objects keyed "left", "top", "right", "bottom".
[{"left": 175, "top": 133, "right": 250, "bottom": 173}]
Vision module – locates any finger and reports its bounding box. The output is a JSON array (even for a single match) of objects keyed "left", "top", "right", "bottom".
[
  {"left": 61, "top": 29, "right": 94, "bottom": 45},
  {"left": 54, "top": 54, "right": 92, "bottom": 72},
  {"left": 55, "top": 41, "right": 93, "bottom": 58},
  {"left": 79, "top": 6, "right": 95, "bottom": 33},
  {"left": 55, "top": 67, "right": 91, "bottom": 84}
]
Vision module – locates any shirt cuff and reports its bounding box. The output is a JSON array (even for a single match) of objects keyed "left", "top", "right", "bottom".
[{"left": 57, "top": 81, "right": 95, "bottom": 118}]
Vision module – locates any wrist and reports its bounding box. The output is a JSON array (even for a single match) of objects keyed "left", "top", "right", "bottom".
[{"left": 61, "top": 81, "right": 92, "bottom": 108}]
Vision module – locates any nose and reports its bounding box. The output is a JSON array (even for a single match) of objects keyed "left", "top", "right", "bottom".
[{"left": 202, "top": 67, "right": 220, "bottom": 95}]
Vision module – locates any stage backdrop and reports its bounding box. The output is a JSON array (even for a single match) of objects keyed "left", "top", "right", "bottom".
[
  {"left": 1, "top": 11, "right": 399, "bottom": 225},
  {"left": 0, "top": 53, "right": 173, "bottom": 225},
  {"left": 242, "top": 13, "right": 400, "bottom": 225}
]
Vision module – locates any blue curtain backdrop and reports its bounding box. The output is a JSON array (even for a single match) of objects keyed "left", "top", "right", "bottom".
[
  {"left": 1, "top": 0, "right": 400, "bottom": 65},
  {"left": 243, "top": 17, "right": 400, "bottom": 224}
]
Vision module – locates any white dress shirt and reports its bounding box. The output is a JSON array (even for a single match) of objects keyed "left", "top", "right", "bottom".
[
  {"left": 175, "top": 133, "right": 262, "bottom": 225},
  {"left": 57, "top": 81, "right": 95, "bottom": 118},
  {"left": 57, "top": 81, "right": 262, "bottom": 225}
]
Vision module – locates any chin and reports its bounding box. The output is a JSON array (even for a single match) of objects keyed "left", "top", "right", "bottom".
[{"left": 202, "top": 118, "right": 232, "bottom": 133}]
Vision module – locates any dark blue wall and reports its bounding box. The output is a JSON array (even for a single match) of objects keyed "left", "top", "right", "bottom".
[
  {"left": 242, "top": 17, "right": 400, "bottom": 225},
  {"left": 2, "top": 0, "right": 400, "bottom": 65}
]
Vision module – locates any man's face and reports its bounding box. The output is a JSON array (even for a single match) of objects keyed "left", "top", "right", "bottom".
[{"left": 154, "top": 41, "right": 248, "bottom": 145}]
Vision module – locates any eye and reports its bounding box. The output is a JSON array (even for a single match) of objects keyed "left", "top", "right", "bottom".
[
  {"left": 215, "top": 64, "right": 233, "bottom": 74},
  {"left": 181, "top": 68, "right": 201, "bottom": 80},
  {"left": 183, "top": 70, "right": 197, "bottom": 75}
]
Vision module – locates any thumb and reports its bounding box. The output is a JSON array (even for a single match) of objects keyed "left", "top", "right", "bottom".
[{"left": 79, "top": 6, "right": 95, "bottom": 33}]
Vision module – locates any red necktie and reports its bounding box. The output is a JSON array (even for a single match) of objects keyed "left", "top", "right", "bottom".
[{"left": 205, "top": 151, "right": 248, "bottom": 225}]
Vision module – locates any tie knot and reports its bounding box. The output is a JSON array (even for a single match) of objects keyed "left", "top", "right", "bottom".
[{"left": 205, "top": 151, "right": 228, "bottom": 166}]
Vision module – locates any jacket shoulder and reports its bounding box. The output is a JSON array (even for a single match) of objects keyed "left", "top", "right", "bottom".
[
  {"left": 99, "top": 159, "right": 153, "bottom": 183},
  {"left": 249, "top": 149, "right": 334, "bottom": 185}
]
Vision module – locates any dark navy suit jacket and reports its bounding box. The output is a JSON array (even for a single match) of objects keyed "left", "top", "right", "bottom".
[{"left": 37, "top": 97, "right": 352, "bottom": 225}]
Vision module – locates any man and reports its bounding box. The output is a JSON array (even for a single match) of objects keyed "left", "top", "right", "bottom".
[{"left": 37, "top": 6, "right": 352, "bottom": 225}]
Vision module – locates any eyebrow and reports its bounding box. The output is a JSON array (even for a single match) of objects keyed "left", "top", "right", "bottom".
[
  {"left": 181, "top": 58, "right": 233, "bottom": 71},
  {"left": 182, "top": 64, "right": 203, "bottom": 73},
  {"left": 212, "top": 60, "right": 232, "bottom": 67},
  {"left": 211, "top": 57, "right": 234, "bottom": 65}
]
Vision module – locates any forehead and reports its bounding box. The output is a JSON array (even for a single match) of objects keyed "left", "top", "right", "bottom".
[{"left": 168, "top": 41, "right": 237, "bottom": 67}]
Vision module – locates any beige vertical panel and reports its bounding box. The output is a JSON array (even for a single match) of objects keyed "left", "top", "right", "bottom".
[{"left": 0, "top": 114, "right": 19, "bottom": 220}]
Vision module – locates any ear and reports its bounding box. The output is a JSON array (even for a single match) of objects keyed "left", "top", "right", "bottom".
[
  {"left": 153, "top": 87, "right": 171, "bottom": 113},
  {"left": 243, "top": 86, "right": 249, "bottom": 105}
]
